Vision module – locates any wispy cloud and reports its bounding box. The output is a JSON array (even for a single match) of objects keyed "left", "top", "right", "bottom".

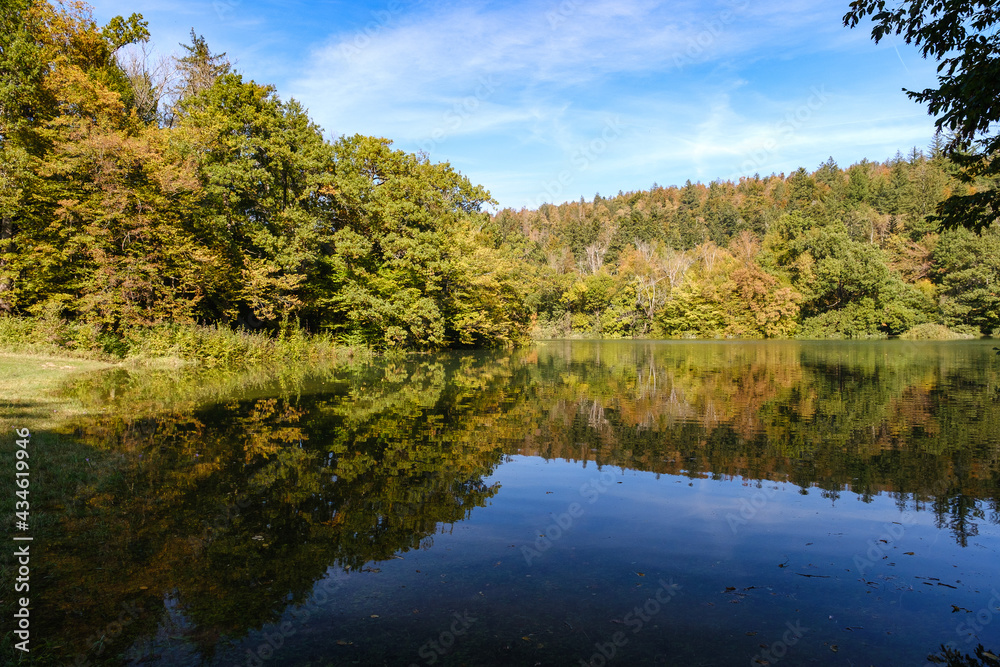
[
  {"left": 87, "top": 0, "right": 942, "bottom": 208},
  {"left": 288, "top": 0, "right": 738, "bottom": 135}
]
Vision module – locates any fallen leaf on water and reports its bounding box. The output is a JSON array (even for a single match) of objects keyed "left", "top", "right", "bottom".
[
  {"left": 830, "top": 645, "right": 838, "bottom": 652},
  {"left": 636, "top": 572, "right": 645, "bottom": 577},
  {"left": 336, "top": 640, "right": 351, "bottom": 646},
  {"left": 370, "top": 614, "right": 379, "bottom": 618},
  {"left": 903, "top": 552, "right": 915, "bottom": 556}
]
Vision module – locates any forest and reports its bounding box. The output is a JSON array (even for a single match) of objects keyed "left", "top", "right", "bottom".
[
  {"left": 498, "top": 151, "right": 1000, "bottom": 340},
  {"left": 1, "top": 0, "right": 998, "bottom": 354}
]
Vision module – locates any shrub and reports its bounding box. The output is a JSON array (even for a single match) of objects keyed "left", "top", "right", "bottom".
[{"left": 898, "top": 323, "right": 978, "bottom": 340}]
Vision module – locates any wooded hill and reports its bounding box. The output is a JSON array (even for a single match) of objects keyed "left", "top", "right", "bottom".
[
  {"left": 1, "top": 0, "right": 998, "bottom": 351},
  {"left": 495, "top": 149, "right": 1000, "bottom": 339}
]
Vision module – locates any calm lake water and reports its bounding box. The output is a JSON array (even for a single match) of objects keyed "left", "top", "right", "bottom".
[{"left": 15, "top": 341, "right": 1000, "bottom": 666}]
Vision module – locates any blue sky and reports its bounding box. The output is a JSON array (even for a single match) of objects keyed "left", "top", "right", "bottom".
[{"left": 90, "top": 0, "right": 941, "bottom": 210}]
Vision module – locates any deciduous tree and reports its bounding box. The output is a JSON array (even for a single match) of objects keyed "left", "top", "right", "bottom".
[{"left": 845, "top": 0, "right": 1000, "bottom": 231}]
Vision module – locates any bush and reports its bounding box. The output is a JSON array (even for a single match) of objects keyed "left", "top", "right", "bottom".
[
  {"left": 0, "top": 316, "right": 365, "bottom": 369},
  {"left": 899, "top": 323, "right": 978, "bottom": 340}
]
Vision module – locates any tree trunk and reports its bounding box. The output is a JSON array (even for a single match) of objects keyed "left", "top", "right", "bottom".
[{"left": 0, "top": 212, "right": 14, "bottom": 311}]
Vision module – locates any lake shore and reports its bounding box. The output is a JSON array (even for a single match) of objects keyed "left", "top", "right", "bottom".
[
  {"left": 0, "top": 315, "right": 370, "bottom": 369},
  {"left": 0, "top": 353, "right": 113, "bottom": 431}
]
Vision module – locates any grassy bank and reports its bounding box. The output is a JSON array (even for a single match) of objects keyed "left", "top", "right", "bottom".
[
  {"left": 0, "top": 315, "right": 369, "bottom": 369},
  {"left": 0, "top": 354, "right": 113, "bottom": 431},
  {"left": 0, "top": 316, "right": 372, "bottom": 433}
]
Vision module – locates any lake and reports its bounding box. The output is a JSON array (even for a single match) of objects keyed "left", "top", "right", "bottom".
[{"left": 12, "top": 340, "right": 1000, "bottom": 666}]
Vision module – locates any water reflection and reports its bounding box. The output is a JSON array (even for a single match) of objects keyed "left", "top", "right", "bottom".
[
  {"left": 519, "top": 341, "right": 1000, "bottom": 546},
  {"left": 28, "top": 340, "right": 1000, "bottom": 665}
]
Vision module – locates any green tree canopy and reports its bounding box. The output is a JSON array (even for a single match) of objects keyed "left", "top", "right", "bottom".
[{"left": 844, "top": 0, "right": 1000, "bottom": 232}]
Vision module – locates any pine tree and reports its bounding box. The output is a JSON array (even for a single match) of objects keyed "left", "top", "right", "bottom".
[{"left": 165, "top": 29, "right": 230, "bottom": 126}]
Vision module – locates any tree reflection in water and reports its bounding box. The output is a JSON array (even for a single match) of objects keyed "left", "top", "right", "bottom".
[{"left": 24, "top": 340, "right": 1000, "bottom": 665}]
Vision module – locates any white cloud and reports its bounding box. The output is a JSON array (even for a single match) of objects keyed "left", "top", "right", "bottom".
[{"left": 89, "top": 0, "right": 944, "bottom": 208}]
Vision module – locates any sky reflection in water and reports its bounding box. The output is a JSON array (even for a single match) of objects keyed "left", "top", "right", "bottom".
[{"left": 30, "top": 341, "right": 1000, "bottom": 666}]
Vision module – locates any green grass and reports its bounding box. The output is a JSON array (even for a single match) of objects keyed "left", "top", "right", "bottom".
[
  {"left": 0, "top": 354, "right": 112, "bottom": 432},
  {"left": 0, "top": 336, "right": 373, "bottom": 665},
  {"left": 0, "top": 315, "right": 369, "bottom": 370}
]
